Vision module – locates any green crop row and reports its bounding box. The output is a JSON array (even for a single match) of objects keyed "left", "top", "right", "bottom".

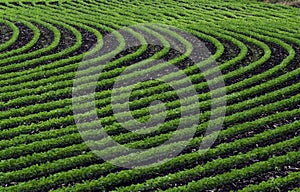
[
  {"left": 0, "top": 10, "right": 80, "bottom": 76},
  {"left": 164, "top": 150, "right": 300, "bottom": 191},
  {"left": 239, "top": 171, "right": 300, "bottom": 192},
  {"left": 0, "top": 19, "right": 40, "bottom": 60}
]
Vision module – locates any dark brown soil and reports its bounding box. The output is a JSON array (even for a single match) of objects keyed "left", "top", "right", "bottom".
[
  {"left": 0, "top": 23, "right": 13, "bottom": 45},
  {"left": 0, "top": 22, "right": 33, "bottom": 53}
]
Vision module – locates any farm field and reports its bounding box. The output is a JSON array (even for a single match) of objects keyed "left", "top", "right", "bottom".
[{"left": 0, "top": 0, "right": 299, "bottom": 191}]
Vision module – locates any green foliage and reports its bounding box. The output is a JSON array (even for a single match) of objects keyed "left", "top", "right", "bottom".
[{"left": 0, "top": 0, "right": 298, "bottom": 191}]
